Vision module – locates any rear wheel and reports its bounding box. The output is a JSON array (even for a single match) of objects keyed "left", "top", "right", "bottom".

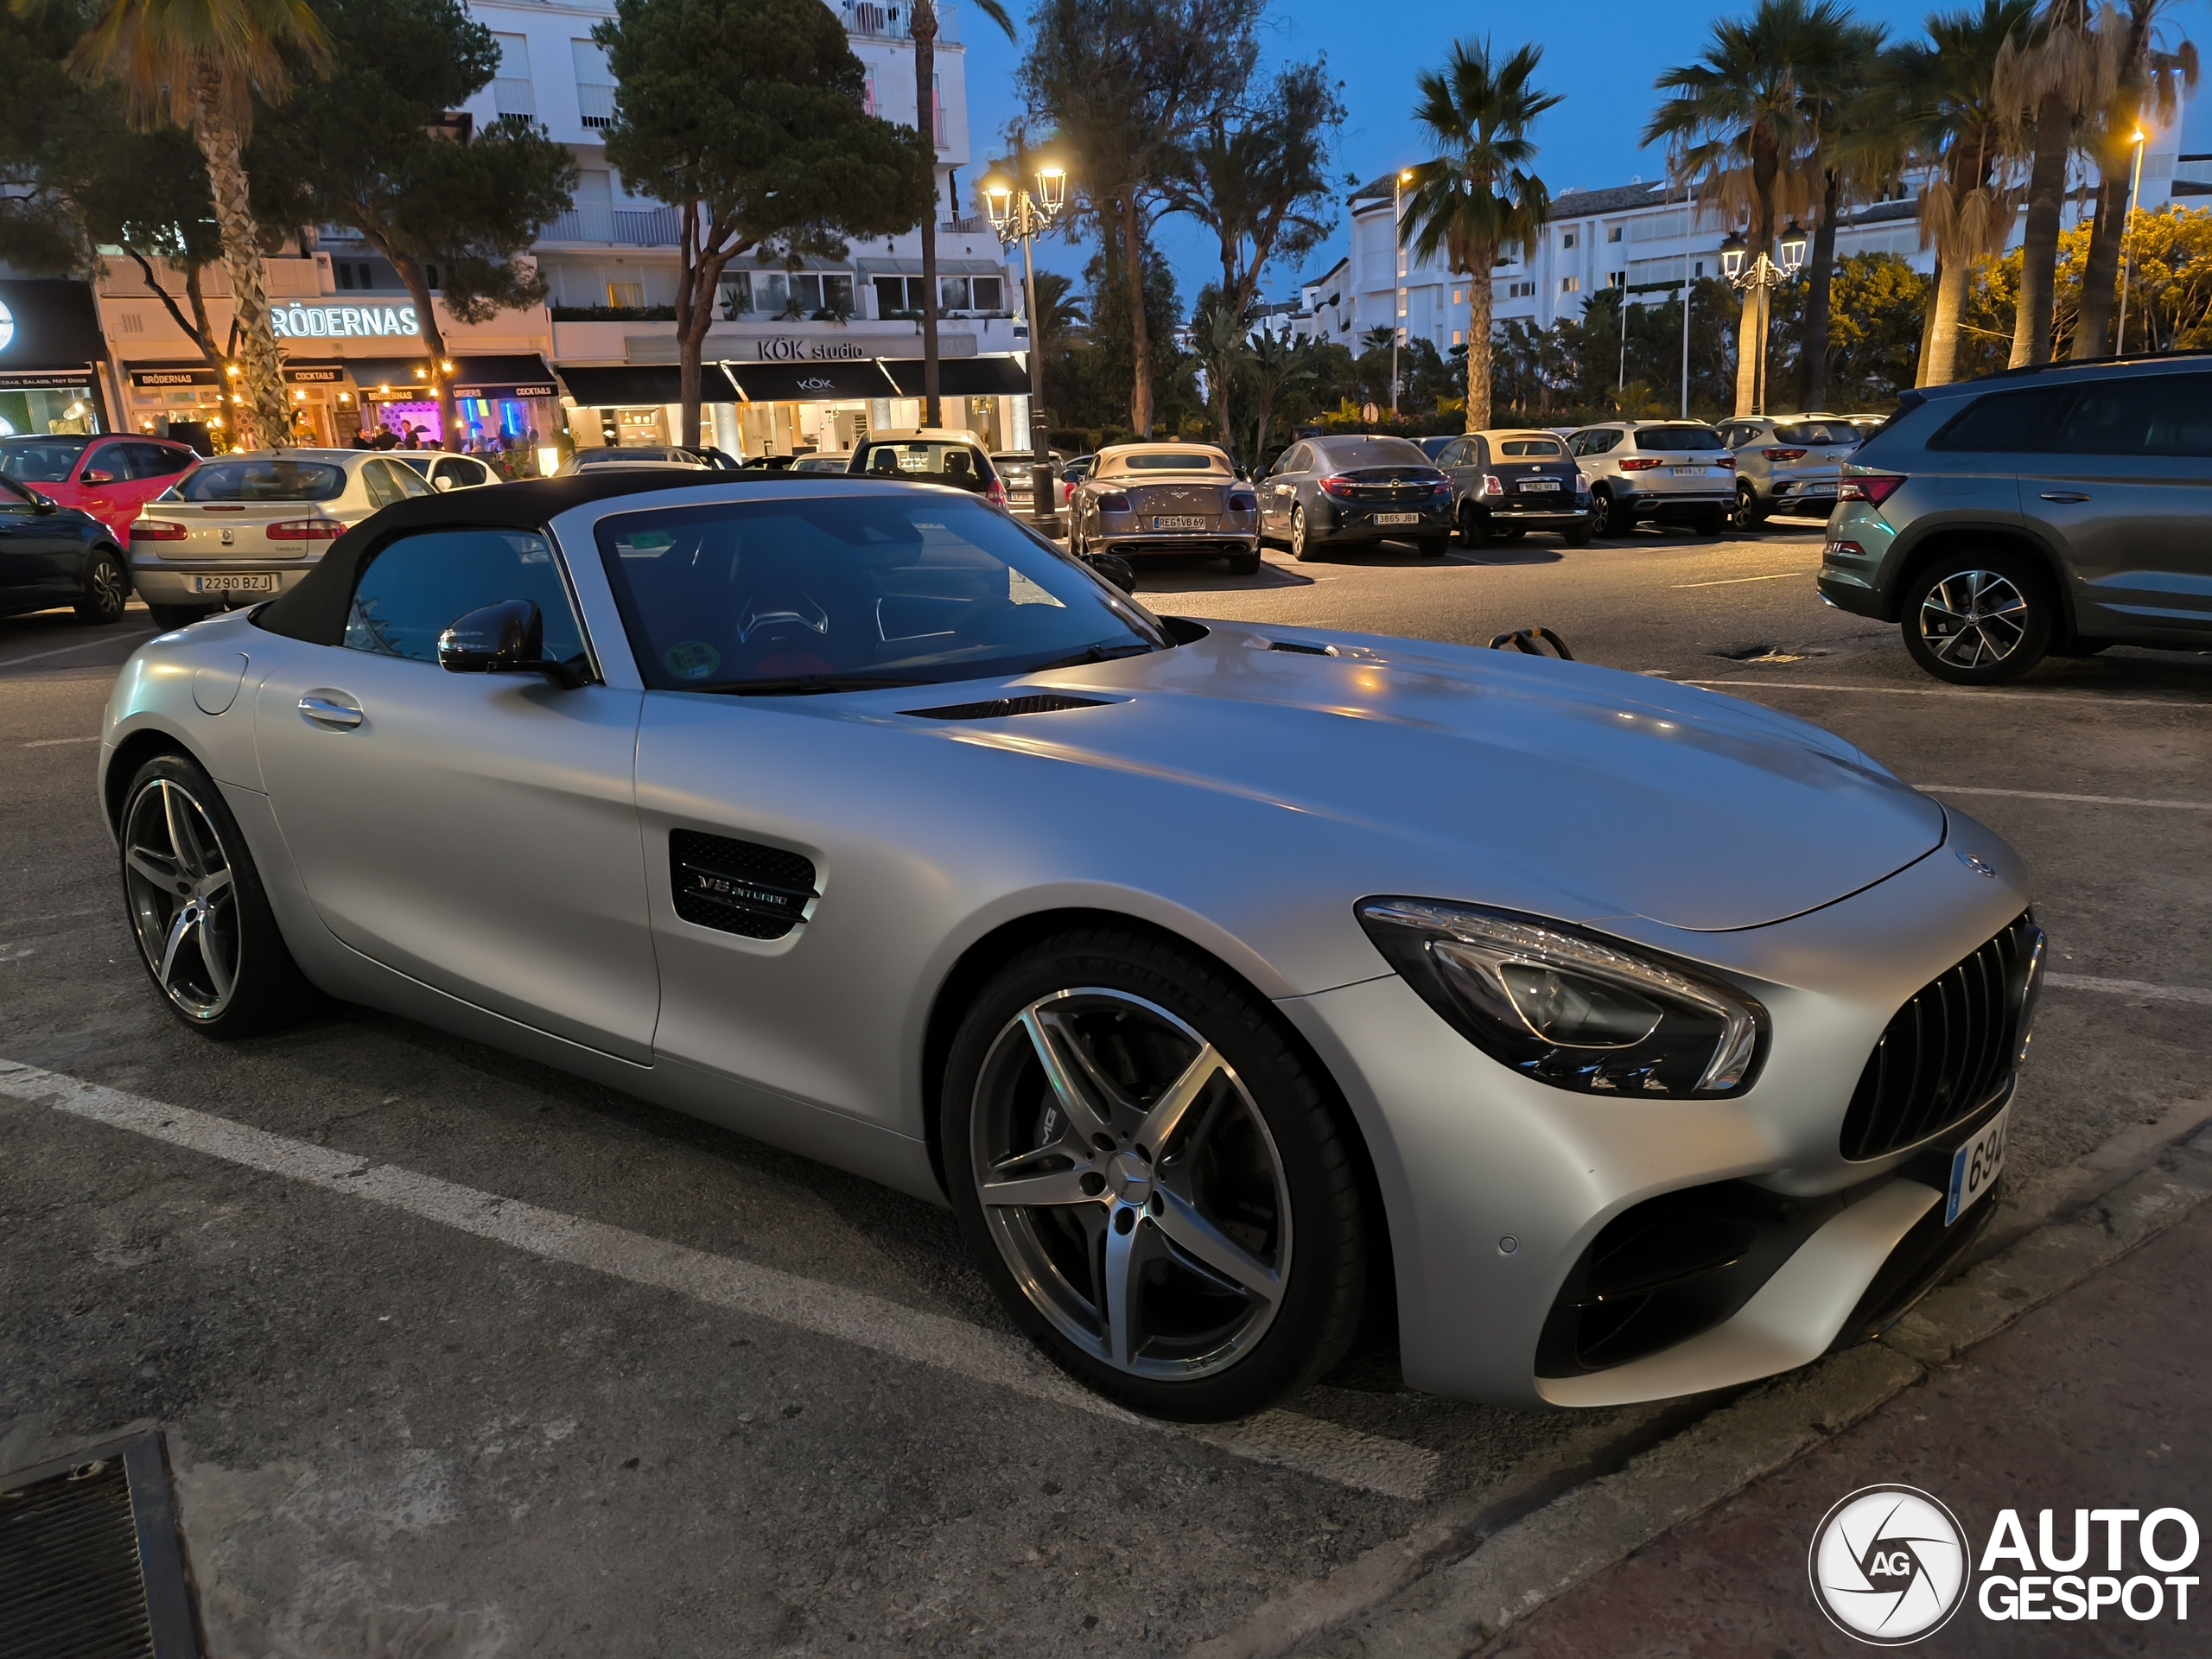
[
  {"left": 942, "top": 928, "right": 1367, "bottom": 1421},
  {"left": 1290, "top": 505, "right": 1319, "bottom": 563},
  {"left": 1692, "top": 507, "right": 1728, "bottom": 537},
  {"left": 1730, "top": 482, "right": 1766, "bottom": 532},
  {"left": 1562, "top": 519, "right": 1593, "bottom": 549},
  {"left": 76, "top": 548, "right": 129, "bottom": 625},
  {"left": 1587, "top": 487, "right": 1621, "bottom": 538},
  {"left": 1415, "top": 536, "right": 1448, "bottom": 558},
  {"left": 1457, "top": 502, "right": 1487, "bottom": 549},
  {"left": 147, "top": 604, "right": 213, "bottom": 630},
  {"left": 1900, "top": 550, "right": 2054, "bottom": 685},
  {"left": 119, "top": 752, "right": 316, "bottom": 1036}
]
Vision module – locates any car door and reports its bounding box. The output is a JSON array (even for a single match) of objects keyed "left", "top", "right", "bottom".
[
  {"left": 1264, "top": 444, "right": 1311, "bottom": 532},
  {"left": 0, "top": 474, "right": 88, "bottom": 601},
  {"left": 251, "top": 523, "right": 659, "bottom": 1060},
  {"left": 111, "top": 442, "right": 196, "bottom": 537},
  {"left": 67, "top": 439, "right": 137, "bottom": 539},
  {"left": 2024, "top": 372, "right": 2212, "bottom": 639}
]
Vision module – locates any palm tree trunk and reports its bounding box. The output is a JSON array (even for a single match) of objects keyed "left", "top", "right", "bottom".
[
  {"left": 1797, "top": 170, "right": 1840, "bottom": 412},
  {"left": 913, "top": 1, "right": 942, "bottom": 426},
  {"left": 1732, "top": 285, "right": 1761, "bottom": 416},
  {"left": 2011, "top": 93, "right": 2072, "bottom": 367},
  {"left": 191, "top": 61, "right": 287, "bottom": 452},
  {"left": 1464, "top": 249, "right": 1494, "bottom": 431},
  {"left": 1122, "top": 194, "right": 1154, "bottom": 436},
  {"left": 1914, "top": 254, "right": 1943, "bottom": 386},
  {"left": 1923, "top": 253, "right": 1969, "bottom": 385},
  {"left": 2070, "top": 169, "right": 2127, "bottom": 359}
]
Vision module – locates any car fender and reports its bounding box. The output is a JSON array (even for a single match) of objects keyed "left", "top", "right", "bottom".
[{"left": 1879, "top": 507, "right": 2080, "bottom": 633}]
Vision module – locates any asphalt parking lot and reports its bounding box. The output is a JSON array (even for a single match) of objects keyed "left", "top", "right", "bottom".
[{"left": 3, "top": 517, "right": 2205, "bottom": 1657}]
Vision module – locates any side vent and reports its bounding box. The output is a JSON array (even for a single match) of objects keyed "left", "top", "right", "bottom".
[
  {"left": 1267, "top": 639, "right": 1337, "bottom": 657},
  {"left": 904, "top": 694, "right": 1112, "bottom": 720},
  {"left": 671, "top": 829, "right": 818, "bottom": 940}
]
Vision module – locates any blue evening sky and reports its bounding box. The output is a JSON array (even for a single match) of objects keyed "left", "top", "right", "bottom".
[{"left": 956, "top": 0, "right": 2208, "bottom": 306}]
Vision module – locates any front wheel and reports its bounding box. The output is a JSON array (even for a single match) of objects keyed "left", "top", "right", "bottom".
[
  {"left": 1563, "top": 518, "right": 1593, "bottom": 548},
  {"left": 1414, "top": 536, "right": 1447, "bottom": 558},
  {"left": 1900, "top": 550, "right": 2054, "bottom": 684},
  {"left": 78, "top": 548, "right": 130, "bottom": 625},
  {"left": 1457, "top": 502, "right": 1487, "bottom": 549},
  {"left": 119, "top": 752, "right": 317, "bottom": 1036},
  {"left": 942, "top": 929, "right": 1368, "bottom": 1421},
  {"left": 1691, "top": 507, "right": 1728, "bottom": 537}
]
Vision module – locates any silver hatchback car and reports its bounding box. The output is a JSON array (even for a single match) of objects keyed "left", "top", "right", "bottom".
[
  {"left": 1718, "top": 415, "right": 1862, "bottom": 530},
  {"left": 1567, "top": 422, "right": 1736, "bottom": 537}
]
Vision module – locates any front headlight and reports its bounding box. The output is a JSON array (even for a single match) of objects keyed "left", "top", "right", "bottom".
[{"left": 1357, "top": 899, "right": 1768, "bottom": 1097}]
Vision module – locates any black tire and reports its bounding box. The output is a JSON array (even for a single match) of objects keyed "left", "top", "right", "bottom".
[
  {"left": 147, "top": 603, "right": 213, "bottom": 630},
  {"left": 1562, "top": 520, "right": 1593, "bottom": 548},
  {"left": 1226, "top": 550, "right": 1262, "bottom": 576},
  {"left": 1457, "top": 502, "right": 1487, "bottom": 549},
  {"left": 1494, "top": 528, "right": 1525, "bottom": 542},
  {"left": 1290, "top": 504, "right": 1320, "bottom": 563},
  {"left": 76, "top": 547, "right": 130, "bottom": 625},
  {"left": 1587, "top": 487, "right": 1624, "bottom": 537},
  {"left": 1900, "top": 549, "right": 2055, "bottom": 685},
  {"left": 119, "top": 752, "right": 318, "bottom": 1038},
  {"left": 942, "top": 927, "right": 1368, "bottom": 1421},
  {"left": 1730, "top": 482, "right": 1766, "bottom": 532},
  {"left": 1415, "top": 536, "right": 1448, "bottom": 559}
]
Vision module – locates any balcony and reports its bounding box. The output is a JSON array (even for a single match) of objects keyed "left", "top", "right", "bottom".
[
  {"left": 942, "top": 217, "right": 991, "bottom": 235},
  {"left": 493, "top": 77, "right": 536, "bottom": 118},
  {"left": 840, "top": 3, "right": 963, "bottom": 41},
  {"left": 541, "top": 205, "right": 683, "bottom": 247}
]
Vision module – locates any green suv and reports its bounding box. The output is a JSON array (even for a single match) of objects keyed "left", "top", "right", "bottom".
[{"left": 1819, "top": 356, "right": 2212, "bottom": 683}]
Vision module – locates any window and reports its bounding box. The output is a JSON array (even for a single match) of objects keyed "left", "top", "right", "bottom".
[
  {"left": 1436, "top": 440, "right": 1469, "bottom": 466},
  {"left": 493, "top": 34, "right": 534, "bottom": 118},
  {"left": 874, "top": 276, "right": 920, "bottom": 315},
  {"left": 573, "top": 39, "right": 615, "bottom": 129},
  {"left": 360, "top": 460, "right": 409, "bottom": 509},
  {"left": 939, "top": 276, "right": 971, "bottom": 311},
  {"left": 2048, "top": 373, "right": 2212, "bottom": 457},
  {"left": 0, "top": 436, "right": 91, "bottom": 482},
  {"left": 345, "top": 528, "right": 588, "bottom": 669},
  {"left": 1497, "top": 438, "right": 1564, "bottom": 458},
  {"left": 1452, "top": 330, "right": 1464, "bottom": 346},
  {"left": 1772, "top": 420, "right": 1863, "bottom": 447},
  {"left": 1928, "top": 386, "right": 2074, "bottom": 453},
  {"left": 592, "top": 495, "right": 1161, "bottom": 692},
  {"left": 1607, "top": 226, "right": 1623, "bottom": 243},
  {"left": 1560, "top": 276, "right": 1580, "bottom": 295},
  {"left": 1633, "top": 425, "right": 1726, "bottom": 452},
  {"left": 1452, "top": 289, "right": 1463, "bottom": 305},
  {"left": 606, "top": 281, "right": 645, "bottom": 308},
  {"left": 1560, "top": 231, "right": 1577, "bottom": 250},
  {"left": 972, "top": 276, "right": 1004, "bottom": 311},
  {"left": 429, "top": 456, "right": 486, "bottom": 490},
  {"left": 179, "top": 458, "right": 346, "bottom": 501},
  {"left": 1397, "top": 289, "right": 1408, "bottom": 317},
  {"left": 123, "top": 442, "right": 193, "bottom": 479}
]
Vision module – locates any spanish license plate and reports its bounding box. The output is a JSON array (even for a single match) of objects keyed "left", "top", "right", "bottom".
[
  {"left": 1945, "top": 1105, "right": 2009, "bottom": 1224},
  {"left": 1375, "top": 512, "right": 1421, "bottom": 525},
  {"left": 1151, "top": 515, "right": 1206, "bottom": 531},
  {"left": 1519, "top": 480, "right": 1561, "bottom": 493},
  {"left": 191, "top": 573, "right": 276, "bottom": 594},
  {"left": 1672, "top": 466, "right": 1719, "bottom": 478}
]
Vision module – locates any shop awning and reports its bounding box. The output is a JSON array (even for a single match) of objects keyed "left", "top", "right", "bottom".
[
  {"left": 722, "top": 359, "right": 899, "bottom": 401},
  {"left": 125, "top": 359, "right": 345, "bottom": 389},
  {"left": 855, "top": 257, "right": 1007, "bottom": 278},
  {"left": 451, "top": 354, "right": 556, "bottom": 399},
  {"left": 879, "top": 355, "right": 1032, "bottom": 397},
  {"left": 556, "top": 364, "right": 684, "bottom": 406},
  {"left": 0, "top": 280, "right": 105, "bottom": 378},
  {"left": 350, "top": 358, "right": 442, "bottom": 397}
]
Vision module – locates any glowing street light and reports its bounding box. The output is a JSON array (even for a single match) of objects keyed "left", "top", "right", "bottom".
[{"left": 978, "top": 155, "right": 1072, "bottom": 529}]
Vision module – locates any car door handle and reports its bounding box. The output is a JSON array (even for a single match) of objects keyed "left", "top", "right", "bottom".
[
  {"left": 297, "top": 692, "right": 363, "bottom": 728},
  {"left": 2039, "top": 491, "right": 2090, "bottom": 503}
]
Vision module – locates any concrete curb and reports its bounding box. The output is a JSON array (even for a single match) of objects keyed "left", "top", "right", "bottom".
[{"left": 1188, "top": 1111, "right": 2212, "bottom": 1659}]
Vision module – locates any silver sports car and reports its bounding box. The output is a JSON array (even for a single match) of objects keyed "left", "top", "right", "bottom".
[{"left": 99, "top": 472, "right": 2043, "bottom": 1421}]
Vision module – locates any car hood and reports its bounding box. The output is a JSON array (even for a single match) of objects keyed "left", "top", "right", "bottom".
[{"left": 992, "top": 622, "right": 1946, "bottom": 933}]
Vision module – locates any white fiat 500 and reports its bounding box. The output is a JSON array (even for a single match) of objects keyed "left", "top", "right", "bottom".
[{"left": 99, "top": 471, "right": 2042, "bottom": 1421}]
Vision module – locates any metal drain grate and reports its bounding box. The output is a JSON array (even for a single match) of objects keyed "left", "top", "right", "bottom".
[{"left": 0, "top": 1433, "right": 198, "bottom": 1658}]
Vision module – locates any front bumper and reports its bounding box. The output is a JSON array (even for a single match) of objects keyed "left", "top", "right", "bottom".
[
  {"left": 1275, "top": 809, "right": 2032, "bottom": 1408},
  {"left": 129, "top": 555, "right": 320, "bottom": 606}
]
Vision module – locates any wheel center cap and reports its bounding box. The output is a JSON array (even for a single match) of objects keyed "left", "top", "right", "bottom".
[{"left": 1109, "top": 1151, "right": 1153, "bottom": 1206}]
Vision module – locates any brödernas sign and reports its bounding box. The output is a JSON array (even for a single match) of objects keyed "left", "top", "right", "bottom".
[{"left": 269, "top": 303, "right": 421, "bottom": 340}]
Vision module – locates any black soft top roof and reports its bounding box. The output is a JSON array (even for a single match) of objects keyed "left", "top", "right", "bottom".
[{"left": 254, "top": 471, "right": 916, "bottom": 646}]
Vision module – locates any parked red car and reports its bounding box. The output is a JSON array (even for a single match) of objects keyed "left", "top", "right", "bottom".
[{"left": 0, "top": 434, "right": 200, "bottom": 545}]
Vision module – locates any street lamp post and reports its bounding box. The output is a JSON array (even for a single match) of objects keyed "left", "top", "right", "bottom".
[
  {"left": 981, "top": 158, "right": 1069, "bottom": 531},
  {"left": 2115, "top": 128, "right": 2147, "bottom": 356},
  {"left": 1719, "top": 221, "right": 1808, "bottom": 416},
  {"left": 1391, "top": 169, "right": 1411, "bottom": 416}
]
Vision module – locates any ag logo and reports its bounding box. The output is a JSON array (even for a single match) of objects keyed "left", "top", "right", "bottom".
[{"left": 1809, "top": 1484, "right": 1971, "bottom": 1644}]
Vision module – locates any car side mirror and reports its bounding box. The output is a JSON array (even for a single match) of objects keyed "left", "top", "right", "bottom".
[
  {"left": 433, "top": 474, "right": 459, "bottom": 492},
  {"left": 81, "top": 469, "right": 116, "bottom": 486},
  {"left": 29, "top": 490, "right": 58, "bottom": 514},
  {"left": 1083, "top": 552, "right": 1137, "bottom": 594},
  {"left": 437, "top": 599, "right": 585, "bottom": 688}
]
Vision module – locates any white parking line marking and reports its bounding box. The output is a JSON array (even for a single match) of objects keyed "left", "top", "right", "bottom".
[
  {"left": 1915, "top": 785, "right": 2212, "bottom": 811},
  {"left": 0, "top": 630, "right": 156, "bottom": 671},
  {"left": 0, "top": 1061, "right": 1437, "bottom": 1502},
  {"left": 21, "top": 735, "right": 100, "bottom": 747},
  {"left": 2046, "top": 974, "right": 2212, "bottom": 1007},
  {"left": 1686, "top": 678, "right": 2203, "bottom": 709},
  {"left": 1670, "top": 570, "right": 1815, "bottom": 588}
]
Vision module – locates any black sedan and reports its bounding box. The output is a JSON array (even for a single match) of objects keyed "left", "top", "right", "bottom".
[
  {"left": 1257, "top": 435, "right": 1455, "bottom": 561},
  {"left": 0, "top": 473, "right": 130, "bottom": 624},
  {"left": 1432, "top": 429, "right": 1593, "bottom": 548}
]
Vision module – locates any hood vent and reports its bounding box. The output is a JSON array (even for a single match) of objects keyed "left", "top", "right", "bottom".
[
  {"left": 905, "top": 694, "right": 1113, "bottom": 720},
  {"left": 1268, "top": 639, "right": 1338, "bottom": 657}
]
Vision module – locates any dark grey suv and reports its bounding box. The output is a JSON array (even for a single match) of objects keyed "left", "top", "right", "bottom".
[{"left": 1821, "top": 356, "right": 2212, "bottom": 683}]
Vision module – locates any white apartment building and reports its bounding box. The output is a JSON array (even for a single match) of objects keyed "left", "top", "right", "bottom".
[
  {"left": 1287, "top": 91, "right": 2202, "bottom": 378},
  {"left": 90, "top": 0, "right": 1029, "bottom": 460}
]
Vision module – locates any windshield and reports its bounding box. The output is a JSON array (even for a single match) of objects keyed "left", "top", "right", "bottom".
[
  {"left": 1633, "top": 426, "right": 1726, "bottom": 452},
  {"left": 174, "top": 459, "right": 347, "bottom": 501},
  {"left": 0, "top": 436, "right": 91, "bottom": 482},
  {"left": 595, "top": 493, "right": 1166, "bottom": 693},
  {"left": 1317, "top": 437, "right": 1430, "bottom": 468},
  {"left": 1496, "top": 437, "right": 1563, "bottom": 457}
]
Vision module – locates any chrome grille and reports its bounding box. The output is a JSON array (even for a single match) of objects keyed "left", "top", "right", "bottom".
[{"left": 1840, "top": 912, "right": 2043, "bottom": 1160}]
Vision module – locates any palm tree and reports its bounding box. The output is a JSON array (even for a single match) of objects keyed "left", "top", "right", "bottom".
[
  {"left": 1794, "top": 16, "right": 1888, "bottom": 411},
  {"left": 1244, "top": 326, "right": 1312, "bottom": 465},
  {"left": 1399, "top": 37, "right": 1560, "bottom": 433},
  {"left": 1646, "top": 0, "right": 1844, "bottom": 418},
  {"left": 58, "top": 0, "right": 329, "bottom": 451},
  {"left": 1191, "top": 304, "right": 1250, "bottom": 455},
  {"left": 1027, "top": 269, "right": 1087, "bottom": 355},
  {"left": 2068, "top": 0, "right": 2197, "bottom": 359},
  {"left": 912, "top": 0, "right": 1014, "bottom": 427},
  {"left": 1888, "top": 0, "right": 2037, "bottom": 386},
  {"left": 1993, "top": 2, "right": 2113, "bottom": 365}
]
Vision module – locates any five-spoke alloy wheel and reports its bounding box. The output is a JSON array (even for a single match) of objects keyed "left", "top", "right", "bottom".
[
  {"left": 120, "top": 753, "right": 313, "bottom": 1034},
  {"left": 944, "top": 931, "right": 1365, "bottom": 1420}
]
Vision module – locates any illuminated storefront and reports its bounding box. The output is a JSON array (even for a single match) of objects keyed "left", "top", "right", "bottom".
[{"left": 0, "top": 281, "right": 111, "bottom": 438}]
